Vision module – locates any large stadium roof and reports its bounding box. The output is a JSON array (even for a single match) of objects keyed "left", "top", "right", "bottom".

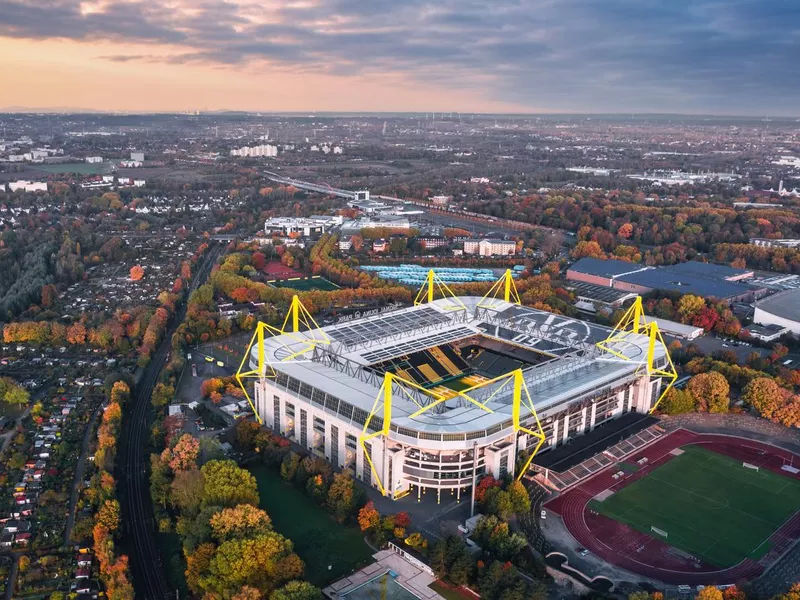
[{"left": 254, "top": 297, "right": 663, "bottom": 435}]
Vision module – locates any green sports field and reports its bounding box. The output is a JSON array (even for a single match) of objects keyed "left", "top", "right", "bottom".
[{"left": 590, "top": 445, "right": 800, "bottom": 567}]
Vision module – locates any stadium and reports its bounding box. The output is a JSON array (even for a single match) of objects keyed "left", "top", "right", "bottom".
[{"left": 237, "top": 271, "right": 677, "bottom": 502}]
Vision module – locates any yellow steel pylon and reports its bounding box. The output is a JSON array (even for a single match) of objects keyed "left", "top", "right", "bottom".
[
  {"left": 595, "top": 297, "right": 678, "bottom": 414},
  {"left": 360, "top": 367, "right": 546, "bottom": 495},
  {"left": 235, "top": 295, "right": 330, "bottom": 423},
  {"left": 477, "top": 269, "right": 521, "bottom": 308},
  {"left": 413, "top": 269, "right": 467, "bottom": 311}
]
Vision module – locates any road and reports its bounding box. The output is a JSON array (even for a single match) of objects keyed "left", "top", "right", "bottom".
[
  {"left": 119, "top": 243, "right": 221, "bottom": 600},
  {"left": 64, "top": 403, "right": 104, "bottom": 545}
]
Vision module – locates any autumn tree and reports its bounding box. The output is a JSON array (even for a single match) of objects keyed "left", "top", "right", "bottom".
[
  {"left": 130, "top": 265, "right": 145, "bottom": 281},
  {"left": 695, "top": 587, "right": 723, "bottom": 600},
  {"left": 742, "top": 377, "right": 785, "bottom": 420},
  {"left": 327, "top": 472, "right": 361, "bottom": 523},
  {"left": 163, "top": 434, "right": 200, "bottom": 473},
  {"left": 210, "top": 505, "right": 273, "bottom": 542},
  {"left": 687, "top": 372, "right": 730, "bottom": 413},
  {"left": 358, "top": 501, "right": 381, "bottom": 533},
  {"left": 678, "top": 295, "right": 706, "bottom": 322},
  {"left": 97, "top": 499, "right": 121, "bottom": 532},
  {"left": 201, "top": 460, "right": 259, "bottom": 508}
]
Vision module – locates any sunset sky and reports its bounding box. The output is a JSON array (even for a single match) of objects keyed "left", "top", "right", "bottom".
[{"left": 1, "top": 0, "right": 798, "bottom": 114}]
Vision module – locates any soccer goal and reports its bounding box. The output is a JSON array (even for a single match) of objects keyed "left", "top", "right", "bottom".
[
  {"left": 651, "top": 526, "right": 668, "bottom": 539},
  {"left": 742, "top": 462, "right": 760, "bottom": 472}
]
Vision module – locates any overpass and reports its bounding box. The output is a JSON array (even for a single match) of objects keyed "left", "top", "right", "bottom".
[{"left": 264, "top": 171, "right": 362, "bottom": 200}]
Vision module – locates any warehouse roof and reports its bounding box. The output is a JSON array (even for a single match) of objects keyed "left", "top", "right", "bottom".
[
  {"left": 665, "top": 261, "right": 752, "bottom": 281},
  {"left": 566, "top": 280, "right": 639, "bottom": 304},
  {"left": 568, "top": 257, "right": 647, "bottom": 279},
  {"left": 618, "top": 268, "right": 753, "bottom": 300},
  {"left": 755, "top": 289, "right": 800, "bottom": 322}
]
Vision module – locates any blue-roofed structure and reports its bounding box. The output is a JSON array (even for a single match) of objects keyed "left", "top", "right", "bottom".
[
  {"left": 615, "top": 268, "right": 754, "bottom": 302},
  {"left": 567, "top": 257, "right": 763, "bottom": 303}
]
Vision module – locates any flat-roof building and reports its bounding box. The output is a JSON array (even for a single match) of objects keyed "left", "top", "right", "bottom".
[
  {"left": 754, "top": 289, "right": 800, "bottom": 335},
  {"left": 567, "top": 258, "right": 761, "bottom": 304}
]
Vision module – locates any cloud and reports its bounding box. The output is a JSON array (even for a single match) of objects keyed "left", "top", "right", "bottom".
[{"left": 1, "top": 0, "right": 798, "bottom": 113}]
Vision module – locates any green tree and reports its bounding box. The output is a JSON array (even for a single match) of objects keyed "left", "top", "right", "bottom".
[
  {"left": 271, "top": 581, "right": 323, "bottom": 600},
  {"left": 280, "top": 452, "right": 301, "bottom": 482},
  {"left": 326, "top": 472, "right": 361, "bottom": 523},
  {"left": 198, "top": 533, "right": 304, "bottom": 598},
  {"left": 506, "top": 480, "right": 531, "bottom": 515},
  {"left": 201, "top": 460, "right": 259, "bottom": 508},
  {"left": 659, "top": 388, "right": 696, "bottom": 415}
]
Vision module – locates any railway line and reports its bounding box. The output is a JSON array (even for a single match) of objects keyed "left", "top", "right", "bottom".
[{"left": 119, "top": 243, "right": 221, "bottom": 599}]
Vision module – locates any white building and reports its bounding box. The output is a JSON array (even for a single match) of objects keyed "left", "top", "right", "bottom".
[
  {"left": 750, "top": 238, "right": 800, "bottom": 248},
  {"left": 264, "top": 215, "right": 343, "bottom": 237},
  {"left": 248, "top": 296, "right": 670, "bottom": 501},
  {"left": 7, "top": 180, "right": 48, "bottom": 193},
  {"left": 463, "top": 238, "right": 516, "bottom": 256},
  {"left": 130, "top": 151, "right": 145, "bottom": 162},
  {"left": 430, "top": 195, "right": 451, "bottom": 206},
  {"left": 754, "top": 289, "right": 800, "bottom": 336},
  {"left": 85, "top": 156, "right": 103, "bottom": 164},
  {"left": 230, "top": 144, "right": 278, "bottom": 158}
]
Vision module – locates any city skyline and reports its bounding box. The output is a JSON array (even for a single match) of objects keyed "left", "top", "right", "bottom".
[{"left": 1, "top": 0, "right": 799, "bottom": 115}]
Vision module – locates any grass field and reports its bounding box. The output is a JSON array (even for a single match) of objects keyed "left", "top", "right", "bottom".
[
  {"left": 249, "top": 465, "right": 373, "bottom": 585},
  {"left": 273, "top": 277, "right": 339, "bottom": 291},
  {"left": 590, "top": 445, "right": 800, "bottom": 567}
]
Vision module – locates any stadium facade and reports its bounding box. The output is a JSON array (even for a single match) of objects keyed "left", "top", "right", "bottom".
[{"left": 239, "top": 274, "right": 675, "bottom": 501}]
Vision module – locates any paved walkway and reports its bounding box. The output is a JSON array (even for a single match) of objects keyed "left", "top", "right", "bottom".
[{"left": 64, "top": 403, "right": 104, "bottom": 545}]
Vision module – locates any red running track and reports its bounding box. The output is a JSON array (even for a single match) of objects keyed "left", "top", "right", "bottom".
[{"left": 546, "top": 429, "right": 800, "bottom": 585}]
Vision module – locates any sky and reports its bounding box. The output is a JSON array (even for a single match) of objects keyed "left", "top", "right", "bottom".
[{"left": 0, "top": 0, "right": 798, "bottom": 115}]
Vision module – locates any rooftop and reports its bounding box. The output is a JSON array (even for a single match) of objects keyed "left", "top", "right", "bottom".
[
  {"left": 568, "top": 257, "right": 646, "bottom": 279},
  {"left": 566, "top": 280, "right": 639, "bottom": 304},
  {"left": 254, "top": 297, "right": 661, "bottom": 436},
  {"left": 618, "top": 267, "right": 753, "bottom": 300},
  {"left": 756, "top": 289, "right": 800, "bottom": 322},
  {"left": 664, "top": 260, "right": 753, "bottom": 281}
]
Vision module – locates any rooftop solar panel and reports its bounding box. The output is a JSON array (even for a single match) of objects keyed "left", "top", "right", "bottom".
[{"left": 328, "top": 307, "right": 451, "bottom": 347}]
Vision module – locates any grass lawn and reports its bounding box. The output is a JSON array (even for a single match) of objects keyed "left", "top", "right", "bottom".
[
  {"left": 249, "top": 465, "right": 373, "bottom": 585},
  {"left": 274, "top": 277, "right": 340, "bottom": 291},
  {"left": 590, "top": 445, "right": 800, "bottom": 567},
  {"left": 0, "top": 402, "right": 26, "bottom": 419}
]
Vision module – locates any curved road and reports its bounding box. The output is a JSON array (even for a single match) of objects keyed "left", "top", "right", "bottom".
[{"left": 119, "top": 243, "right": 221, "bottom": 599}]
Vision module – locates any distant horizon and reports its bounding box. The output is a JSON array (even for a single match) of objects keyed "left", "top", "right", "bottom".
[{"left": 1, "top": 107, "right": 798, "bottom": 120}]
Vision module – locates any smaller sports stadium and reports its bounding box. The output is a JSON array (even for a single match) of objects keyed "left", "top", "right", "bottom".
[{"left": 546, "top": 428, "right": 800, "bottom": 585}]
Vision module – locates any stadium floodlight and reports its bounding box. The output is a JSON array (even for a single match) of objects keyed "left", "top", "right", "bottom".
[
  {"left": 413, "top": 269, "right": 467, "bottom": 311},
  {"left": 235, "top": 294, "right": 329, "bottom": 424},
  {"left": 477, "top": 269, "right": 522, "bottom": 309}
]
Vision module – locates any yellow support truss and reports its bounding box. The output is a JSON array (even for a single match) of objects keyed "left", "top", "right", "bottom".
[
  {"left": 413, "top": 269, "right": 467, "bottom": 311},
  {"left": 235, "top": 295, "right": 330, "bottom": 424},
  {"left": 360, "top": 368, "right": 547, "bottom": 496},
  {"left": 595, "top": 297, "right": 678, "bottom": 414},
  {"left": 477, "top": 269, "right": 521, "bottom": 308}
]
